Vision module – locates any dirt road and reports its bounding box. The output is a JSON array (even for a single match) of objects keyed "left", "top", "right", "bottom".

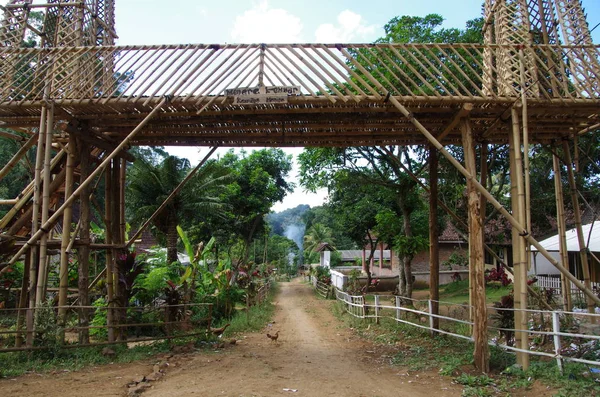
[{"left": 2, "top": 279, "right": 463, "bottom": 396}]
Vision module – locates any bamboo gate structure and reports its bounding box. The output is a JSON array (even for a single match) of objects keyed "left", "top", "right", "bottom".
[{"left": 0, "top": 0, "right": 599, "bottom": 373}]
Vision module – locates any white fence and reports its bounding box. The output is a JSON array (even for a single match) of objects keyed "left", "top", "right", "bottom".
[
  {"left": 323, "top": 286, "right": 600, "bottom": 371},
  {"left": 536, "top": 276, "right": 600, "bottom": 301},
  {"left": 330, "top": 270, "right": 348, "bottom": 291}
]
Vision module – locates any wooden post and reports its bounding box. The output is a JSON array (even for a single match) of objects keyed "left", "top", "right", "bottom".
[
  {"left": 428, "top": 144, "right": 440, "bottom": 332},
  {"left": 480, "top": 143, "right": 488, "bottom": 246},
  {"left": 105, "top": 159, "right": 115, "bottom": 342},
  {"left": 461, "top": 118, "right": 489, "bottom": 373},
  {"left": 77, "top": 140, "right": 91, "bottom": 344},
  {"left": 510, "top": 108, "right": 529, "bottom": 369},
  {"left": 562, "top": 140, "right": 594, "bottom": 317},
  {"left": 553, "top": 154, "right": 572, "bottom": 311},
  {"left": 58, "top": 135, "right": 76, "bottom": 332}
]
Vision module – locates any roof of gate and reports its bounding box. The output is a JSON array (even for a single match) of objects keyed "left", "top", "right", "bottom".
[{"left": 0, "top": 43, "right": 598, "bottom": 147}]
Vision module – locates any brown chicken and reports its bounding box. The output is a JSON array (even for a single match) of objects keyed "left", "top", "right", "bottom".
[
  {"left": 210, "top": 323, "right": 230, "bottom": 338},
  {"left": 266, "top": 330, "right": 279, "bottom": 342}
]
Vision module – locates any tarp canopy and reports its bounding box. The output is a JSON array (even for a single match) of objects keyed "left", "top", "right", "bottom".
[{"left": 531, "top": 223, "right": 599, "bottom": 252}]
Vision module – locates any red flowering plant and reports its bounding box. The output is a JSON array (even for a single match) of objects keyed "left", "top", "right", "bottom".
[{"left": 485, "top": 267, "right": 512, "bottom": 287}]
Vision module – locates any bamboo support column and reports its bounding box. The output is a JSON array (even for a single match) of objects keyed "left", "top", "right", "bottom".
[
  {"left": 520, "top": 50, "right": 532, "bottom": 272},
  {"left": 27, "top": 106, "right": 48, "bottom": 345},
  {"left": 58, "top": 134, "right": 76, "bottom": 331},
  {"left": 111, "top": 158, "right": 123, "bottom": 340},
  {"left": 461, "top": 118, "right": 489, "bottom": 373},
  {"left": 120, "top": 158, "right": 126, "bottom": 241},
  {"left": 105, "top": 159, "right": 115, "bottom": 342},
  {"left": 553, "top": 154, "right": 572, "bottom": 311},
  {"left": 562, "top": 140, "right": 594, "bottom": 317},
  {"left": 36, "top": 103, "right": 55, "bottom": 306},
  {"left": 77, "top": 140, "right": 91, "bottom": 344},
  {"left": 510, "top": 108, "right": 529, "bottom": 369},
  {"left": 428, "top": 144, "right": 440, "bottom": 332}
]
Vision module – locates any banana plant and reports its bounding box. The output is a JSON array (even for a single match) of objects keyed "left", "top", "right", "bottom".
[{"left": 177, "top": 225, "right": 215, "bottom": 305}]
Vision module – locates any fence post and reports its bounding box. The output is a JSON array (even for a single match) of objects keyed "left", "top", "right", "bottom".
[
  {"left": 361, "top": 296, "right": 366, "bottom": 321},
  {"left": 428, "top": 299, "right": 434, "bottom": 336},
  {"left": 552, "top": 311, "right": 563, "bottom": 374},
  {"left": 375, "top": 295, "right": 380, "bottom": 324},
  {"left": 396, "top": 296, "right": 401, "bottom": 321}
]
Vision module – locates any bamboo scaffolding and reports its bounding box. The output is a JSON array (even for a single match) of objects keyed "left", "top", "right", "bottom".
[{"left": 6, "top": 99, "right": 168, "bottom": 267}]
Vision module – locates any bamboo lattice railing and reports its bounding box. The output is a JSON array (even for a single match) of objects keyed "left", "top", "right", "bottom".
[{"left": 0, "top": 43, "right": 598, "bottom": 105}]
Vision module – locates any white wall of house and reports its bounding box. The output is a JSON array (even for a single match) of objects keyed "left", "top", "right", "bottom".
[{"left": 320, "top": 251, "right": 331, "bottom": 268}]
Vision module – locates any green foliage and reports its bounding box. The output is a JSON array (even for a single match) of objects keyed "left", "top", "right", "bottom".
[
  {"left": 394, "top": 235, "right": 429, "bottom": 260},
  {"left": 442, "top": 250, "right": 468, "bottom": 269},
  {"left": 90, "top": 297, "right": 108, "bottom": 340},
  {"left": 31, "top": 301, "right": 61, "bottom": 358}
]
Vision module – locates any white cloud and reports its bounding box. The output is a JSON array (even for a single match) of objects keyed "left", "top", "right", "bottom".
[
  {"left": 315, "top": 10, "right": 376, "bottom": 43},
  {"left": 231, "top": 1, "right": 304, "bottom": 43}
]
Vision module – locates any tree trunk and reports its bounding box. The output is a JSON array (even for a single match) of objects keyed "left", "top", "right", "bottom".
[
  {"left": 401, "top": 200, "right": 414, "bottom": 299},
  {"left": 166, "top": 217, "right": 178, "bottom": 265}
]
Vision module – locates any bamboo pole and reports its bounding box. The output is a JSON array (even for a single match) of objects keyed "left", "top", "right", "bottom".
[
  {"left": 520, "top": 50, "right": 532, "bottom": 274},
  {"left": 27, "top": 107, "right": 48, "bottom": 338},
  {"left": 120, "top": 158, "right": 126, "bottom": 242},
  {"left": 6, "top": 99, "right": 168, "bottom": 267},
  {"left": 428, "top": 144, "right": 440, "bottom": 332},
  {"left": 58, "top": 134, "right": 76, "bottom": 330},
  {"left": 105, "top": 159, "right": 115, "bottom": 342},
  {"left": 553, "top": 153, "right": 572, "bottom": 311},
  {"left": 111, "top": 159, "right": 123, "bottom": 340},
  {"left": 562, "top": 140, "right": 594, "bottom": 317},
  {"left": 510, "top": 107, "right": 529, "bottom": 369},
  {"left": 462, "top": 118, "right": 489, "bottom": 373},
  {"left": 0, "top": 133, "right": 37, "bottom": 183},
  {"left": 77, "top": 140, "right": 91, "bottom": 344},
  {"left": 35, "top": 103, "right": 54, "bottom": 307}
]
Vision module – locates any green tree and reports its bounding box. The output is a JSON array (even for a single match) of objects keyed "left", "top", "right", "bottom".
[
  {"left": 126, "top": 155, "right": 229, "bottom": 264},
  {"left": 216, "top": 149, "right": 293, "bottom": 269}
]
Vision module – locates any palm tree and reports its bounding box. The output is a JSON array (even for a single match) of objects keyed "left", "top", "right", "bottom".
[
  {"left": 127, "top": 155, "right": 230, "bottom": 264},
  {"left": 303, "top": 223, "right": 334, "bottom": 254}
]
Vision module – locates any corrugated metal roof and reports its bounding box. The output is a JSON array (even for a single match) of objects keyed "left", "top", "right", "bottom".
[{"left": 531, "top": 223, "right": 599, "bottom": 252}]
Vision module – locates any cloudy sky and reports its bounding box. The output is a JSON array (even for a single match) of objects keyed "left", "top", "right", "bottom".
[{"left": 5, "top": 0, "right": 599, "bottom": 211}]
